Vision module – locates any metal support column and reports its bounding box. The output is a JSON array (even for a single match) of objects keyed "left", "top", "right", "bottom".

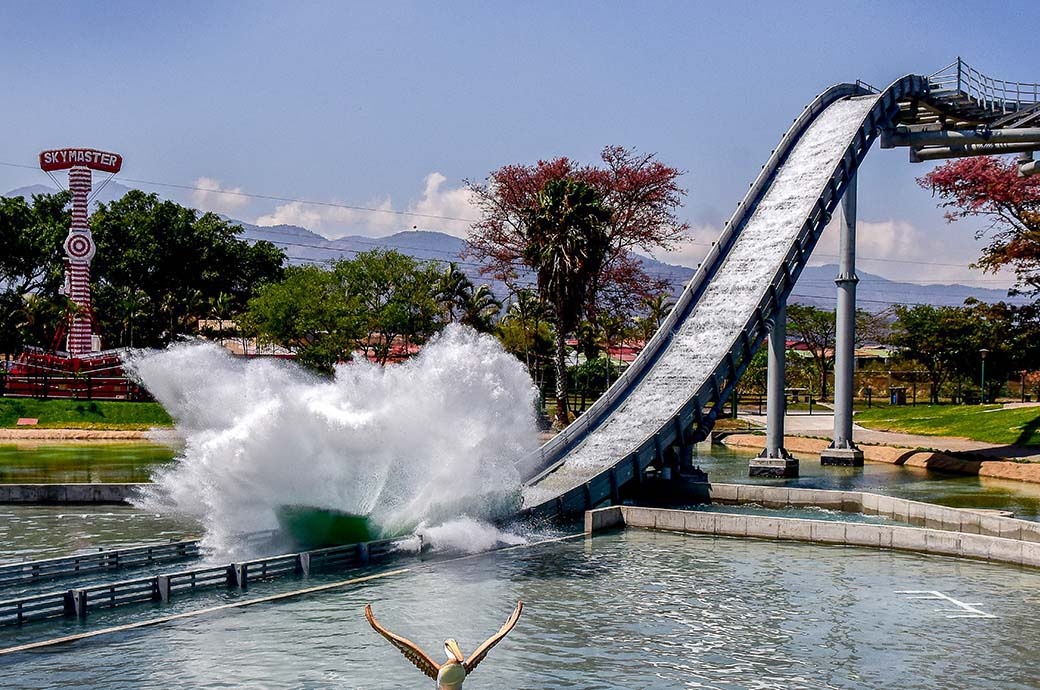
[
  {"left": 822, "top": 173, "right": 864, "bottom": 466},
  {"left": 749, "top": 300, "right": 798, "bottom": 477}
]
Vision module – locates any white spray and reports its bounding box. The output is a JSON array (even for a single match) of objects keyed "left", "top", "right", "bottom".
[{"left": 127, "top": 325, "right": 539, "bottom": 558}]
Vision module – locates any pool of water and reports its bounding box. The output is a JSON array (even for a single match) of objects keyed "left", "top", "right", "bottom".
[
  {"left": 0, "top": 443, "right": 176, "bottom": 484},
  {"left": 4, "top": 529, "right": 1039, "bottom": 689},
  {"left": 5, "top": 443, "right": 1040, "bottom": 566},
  {"left": 0, "top": 505, "right": 200, "bottom": 562},
  {"left": 697, "top": 444, "right": 1040, "bottom": 520}
]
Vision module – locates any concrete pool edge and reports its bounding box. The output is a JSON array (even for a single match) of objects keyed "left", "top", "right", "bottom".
[
  {"left": 0, "top": 483, "right": 148, "bottom": 504},
  {"left": 705, "top": 483, "right": 1040, "bottom": 542},
  {"left": 586, "top": 501, "right": 1040, "bottom": 569}
]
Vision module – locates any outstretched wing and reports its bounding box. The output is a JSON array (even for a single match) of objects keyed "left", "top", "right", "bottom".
[
  {"left": 365, "top": 604, "right": 441, "bottom": 680},
  {"left": 464, "top": 600, "right": 523, "bottom": 674}
]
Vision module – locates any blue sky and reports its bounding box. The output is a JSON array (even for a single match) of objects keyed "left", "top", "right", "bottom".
[{"left": 3, "top": 1, "right": 1039, "bottom": 286}]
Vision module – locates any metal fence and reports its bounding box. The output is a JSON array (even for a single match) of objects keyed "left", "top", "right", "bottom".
[
  {"left": 0, "top": 537, "right": 400, "bottom": 626},
  {"left": 0, "top": 541, "right": 200, "bottom": 590}
]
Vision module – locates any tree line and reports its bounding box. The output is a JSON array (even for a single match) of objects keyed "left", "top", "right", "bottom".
[
  {"left": 0, "top": 190, "right": 284, "bottom": 354},
  {"left": 741, "top": 299, "right": 1040, "bottom": 404},
  {"left": 1, "top": 147, "right": 687, "bottom": 431},
  {"left": 4, "top": 147, "right": 1038, "bottom": 420}
]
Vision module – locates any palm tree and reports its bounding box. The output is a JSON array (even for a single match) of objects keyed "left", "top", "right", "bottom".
[
  {"left": 499, "top": 289, "right": 548, "bottom": 396},
  {"left": 209, "top": 291, "right": 235, "bottom": 344},
  {"left": 435, "top": 262, "right": 474, "bottom": 323},
  {"left": 637, "top": 292, "right": 676, "bottom": 342},
  {"left": 644, "top": 293, "right": 676, "bottom": 329},
  {"left": 116, "top": 288, "right": 151, "bottom": 347},
  {"left": 462, "top": 284, "right": 502, "bottom": 333},
  {"left": 522, "top": 178, "right": 611, "bottom": 429}
]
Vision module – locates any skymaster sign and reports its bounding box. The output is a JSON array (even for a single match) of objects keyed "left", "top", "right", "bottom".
[{"left": 39, "top": 148, "right": 122, "bottom": 174}]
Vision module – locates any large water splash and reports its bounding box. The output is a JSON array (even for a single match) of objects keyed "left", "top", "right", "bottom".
[{"left": 127, "top": 325, "right": 540, "bottom": 558}]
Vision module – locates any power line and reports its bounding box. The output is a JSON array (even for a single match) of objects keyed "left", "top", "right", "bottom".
[
  {"left": 0, "top": 158, "right": 1012, "bottom": 278},
  {"left": 0, "top": 160, "right": 479, "bottom": 224}
]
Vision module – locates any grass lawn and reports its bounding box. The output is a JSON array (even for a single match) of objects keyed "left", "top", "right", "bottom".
[
  {"left": 0, "top": 399, "right": 173, "bottom": 429},
  {"left": 854, "top": 404, "right": 1040, "bottom": 447}
]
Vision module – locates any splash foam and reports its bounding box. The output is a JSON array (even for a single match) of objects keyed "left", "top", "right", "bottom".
[{"left": 126, "top": 325, "right": 539, "bottom": 558}]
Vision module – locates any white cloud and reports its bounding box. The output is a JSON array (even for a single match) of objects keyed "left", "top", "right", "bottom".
[
  {"left": 255, "top": 196, "right": 399, "bottom": 236},
  {"left": 809, "top": 217, "right": 1014, "bottom": 287},
  {"left": 410, "top": 172, "right": 479, "bottom": 236},
  {"left": 253, "top": 172, "right": 479, "bottom": 239},
  {"left": 656, "top": 223, "right": 721, "bottom": 269},
  {"left": 654, "top": 216, "right": 1015, "bottom": 291},
  {"left": 190, "top": 177, "right": 249, "bottom": 215}
]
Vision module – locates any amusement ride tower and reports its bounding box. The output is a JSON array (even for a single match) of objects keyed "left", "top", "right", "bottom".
[{"left": 39, "top": 148, "right": 123, "bottom": 355}]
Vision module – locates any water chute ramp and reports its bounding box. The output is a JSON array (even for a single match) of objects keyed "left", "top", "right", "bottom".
[{"left": 517, "top": 65, "right": 1040, "bottom": 518}]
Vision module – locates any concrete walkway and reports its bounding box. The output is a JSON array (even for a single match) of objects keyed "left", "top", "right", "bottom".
[{"left": 739, "top": 411, "right": 1040, "bottom": 463}]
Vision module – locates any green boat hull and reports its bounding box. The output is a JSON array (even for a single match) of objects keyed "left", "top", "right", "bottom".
[
  {"left": 276, "top": 489, "right": 522, "bottom": 550},
  {"left": 276, "top": 505, "right": 383, "bottom": 550}
]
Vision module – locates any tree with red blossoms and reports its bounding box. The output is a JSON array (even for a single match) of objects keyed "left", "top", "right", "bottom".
[
  {"left": 920, "top": 156, "right": 1040, "bottom": 294},
  {"left": 465, "top": 146, "right": 690, "bottom": 320}
]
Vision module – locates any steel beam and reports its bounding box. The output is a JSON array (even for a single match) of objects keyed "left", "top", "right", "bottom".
[
  {"left": 882, "top": 127, "right": 1040, "bottom": 148},
  {"left": 822, "top": 174, "right": 864, "bottom": 467},
  {"left": 749, "top": 300, "right": 797, "bottom": 477},
  {"left": 911, "top": 141, "right": 1039, "bottom": 162}
]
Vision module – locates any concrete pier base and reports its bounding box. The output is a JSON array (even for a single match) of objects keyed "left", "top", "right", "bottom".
[
  {"left": 820, "top": 447, "right": 865, "bottom": 466},
  {"left": 748, "top": 456, "right": 800, "bottom": 477}
]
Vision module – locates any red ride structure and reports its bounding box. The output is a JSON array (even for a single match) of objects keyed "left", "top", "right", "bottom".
[
  {"left": 41, "top": 148, "right": 123, "bottom": 354},
  {"left": 1, "top": 149, "right": 148, "bottom": 401}
]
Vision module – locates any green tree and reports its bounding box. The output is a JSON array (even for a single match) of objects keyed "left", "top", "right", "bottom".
[
  {"left": 337, "top": 250, "right": 442, "bottom": 364},
  {"left": 461, "top": 283, "right": 501, "bottom": 333},
  {"left": 434, "top": 262, "right": 473, "bottom": 323},
  {"left": 888, "top": 304, "right": 983, "bottom": 403},
  {"left": 497, "top": 289, "right": 551, "bottom": 383},
  {"left": 786, "top": 304, "right": 836, "bottom": 400},
  {"left": 243, "top": 265, "right": 362, "bottom": 374},
  {"left": 522, "top": 179, "right": 611, "bottom": 428},
  {"left": 569, "top": 356, "right": 613, "bottom": 411},
  {"left": 0, "top": 192, "right": 71, "bottom": 352},
  {"left": 207, "top": 291, "right": 235, "bottom": 345},
  {"left": 434, "top": 262, "right": 501, "bottom": 333},
  {"left": 90, "top": 191, "right": 285, "bottom": 348}
]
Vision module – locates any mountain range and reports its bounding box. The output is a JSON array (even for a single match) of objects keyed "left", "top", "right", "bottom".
[{"left": 5, "top": 183, "right": 1026, "bottom": 312}]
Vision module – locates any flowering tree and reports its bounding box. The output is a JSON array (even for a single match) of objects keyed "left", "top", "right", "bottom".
[
  {"left": 465, "top": 146, "right": 690, "bottom": 320},
  {"left": 920, "top": 156, "right": 1040, "bottom": 294}
]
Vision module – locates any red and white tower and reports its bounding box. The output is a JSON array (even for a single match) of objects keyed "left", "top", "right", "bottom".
[
  {"left": 39, "top": 148, "right": 123, "bottom": 355},
  {"left": 64, "top": 166, "right": 95, "bottom": 353}
]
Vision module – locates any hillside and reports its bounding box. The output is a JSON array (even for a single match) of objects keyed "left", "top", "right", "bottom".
[{"left": 4, "top": 184, "right": 1025, "bottom": 312}]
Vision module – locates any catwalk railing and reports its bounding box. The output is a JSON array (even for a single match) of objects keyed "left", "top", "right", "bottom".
[{"left": 929, "top": 58, "right": 1040, "bottom": 111}]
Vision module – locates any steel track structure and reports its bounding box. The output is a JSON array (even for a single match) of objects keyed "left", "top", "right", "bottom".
[{"left": 517, "top": 66, "right": 1038, "bottom": 519}]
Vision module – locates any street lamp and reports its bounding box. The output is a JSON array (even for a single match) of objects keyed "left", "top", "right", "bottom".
[{"left": 979, "top": 348, "right": 990, "bottom": 404}]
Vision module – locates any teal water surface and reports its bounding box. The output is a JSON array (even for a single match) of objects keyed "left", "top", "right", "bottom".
[
  {"left": 3, "top": 529, "right": 1038, "bottom": 689},
  {"left": 695, "top": 443, "right": 1040, "bottom": 519}
]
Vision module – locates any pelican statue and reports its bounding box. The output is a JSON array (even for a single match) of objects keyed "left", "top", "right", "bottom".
[{"left": 365, "top": 600, "right": 522, "bottom": 689}]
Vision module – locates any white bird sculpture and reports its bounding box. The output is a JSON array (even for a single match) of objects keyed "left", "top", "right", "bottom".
[{"left": 365, "top": 600, "right": 523, "bottom": 689}]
